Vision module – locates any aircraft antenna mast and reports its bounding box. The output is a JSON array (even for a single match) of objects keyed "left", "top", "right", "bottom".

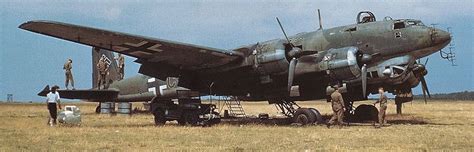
[{"left": 317, "top": 9, "right": 323, "bottom": 30}]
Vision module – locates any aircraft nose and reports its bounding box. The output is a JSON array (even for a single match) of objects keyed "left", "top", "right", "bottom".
[{"left": 432, "top": 28, "right": 451, "bottom": 45}]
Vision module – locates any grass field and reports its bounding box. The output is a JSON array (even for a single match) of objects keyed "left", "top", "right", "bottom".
[{"left": 0, "top": 100, "right": 473, "bottom": 151}]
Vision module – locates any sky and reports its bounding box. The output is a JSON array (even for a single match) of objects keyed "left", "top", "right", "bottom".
[{"left": 0, "top": 0, "right": 473, "bottom": 101}]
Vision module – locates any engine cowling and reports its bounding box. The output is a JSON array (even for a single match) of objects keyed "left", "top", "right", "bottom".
[
  {"left": 253, "top": 40, "right": 290, "bottom": 75},
  {"left": 322, "top": 46, "right": 361, "bottom": 80}
]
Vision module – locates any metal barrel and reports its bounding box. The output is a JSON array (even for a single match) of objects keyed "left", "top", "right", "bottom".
[
  {"left": 100, "top": 102, "right": 115, "bottom": 114},
  {"left": 117, "top": 102, "right": 132, "bottom": 114}
]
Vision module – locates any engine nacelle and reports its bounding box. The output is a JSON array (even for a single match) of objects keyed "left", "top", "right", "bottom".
[
  {"left": 253, "top": 40, "right": 290, "bottom": 75},
  {"left": 322, "top": 47, "right": 361, "bottom": 80}
]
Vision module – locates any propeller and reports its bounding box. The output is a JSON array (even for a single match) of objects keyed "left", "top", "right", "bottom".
[
  {"left": 413, "top": 58, "right": 431, "bottom": 104},
  {"left": 361, "top": 64, "right": 367, "bottom": 98},
  {"left": 276, "top": 17, "right": 317, "bottom": 94}
]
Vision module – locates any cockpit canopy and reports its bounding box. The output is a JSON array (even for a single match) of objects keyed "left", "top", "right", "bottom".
[{"left": 357, "top": 11, "right": 376, "bottom": 24}]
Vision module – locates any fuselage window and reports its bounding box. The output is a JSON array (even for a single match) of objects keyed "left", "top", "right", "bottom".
[
  {"left": 394, "top": 22, "right": 405, "bottom": 29},
  {"left": 346, "top": 27, "right": 357, "bottom": 32},
  {"left": 371, "top": 71, "right": 378, "bottom": 78}
]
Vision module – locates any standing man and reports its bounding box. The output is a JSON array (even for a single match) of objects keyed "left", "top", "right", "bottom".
[
  {"left": 327, "top": 85, "right": 345, "bottom": 128},
  {"left": 115, "top": 53, "right": 125, "bottom": 80},
  {"left": 96, "top": 57, "right": 109, "bottom": 89},
  {"left": 63, "top": 59, "right": 75, "bottom": 90},
  {"left": 46, "top": 85, "right": 61, "bottom": 126},
  {"left": 374, "top": 87, "right": 388, "bottom": 128}
]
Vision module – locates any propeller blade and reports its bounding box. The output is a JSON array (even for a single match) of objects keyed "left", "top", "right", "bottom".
[
  {"left": 420, "top": 76, "right": 431, "bottom": 104},
  {"left": 361, "top": 64, "right": 367, "bottom": 98},
  {"left": 276, "top": 17, "right": 293, "bottom": 47},
  {"left": 420, "top": 80, "right": 428, "bottom": 104},
  {"left": 420, "top": 76, "right": 431, "bottom": 98},
  {"left": 424, "top": 58, "right": 429, "bottom": 66},
  {"left": 288, "top": 58, "right": 298, "bottom": 93}
]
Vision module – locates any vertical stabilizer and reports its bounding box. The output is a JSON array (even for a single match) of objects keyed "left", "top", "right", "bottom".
[{"left": 92, "top": 47, "right": 121, "bottom": 88}]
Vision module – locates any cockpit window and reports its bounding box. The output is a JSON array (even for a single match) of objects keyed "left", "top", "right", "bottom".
[
  {"left": 406, "top": 20, "right": 425, "bottom": 26},
  {"left": 394, "top": 22, "right": 405, "bottom": 29}
]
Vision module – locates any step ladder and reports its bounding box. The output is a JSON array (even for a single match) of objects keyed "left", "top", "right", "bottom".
[{"left": 220, "top": 96, "right": 246, "bottom": 117}]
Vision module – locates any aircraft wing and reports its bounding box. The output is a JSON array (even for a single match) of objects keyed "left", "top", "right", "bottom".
[
  {"left": 38, "top": 85, "right": 119, "bottom": 101},
  {"left": 19, "top": 20, "right": 241, "bottom": 70}
]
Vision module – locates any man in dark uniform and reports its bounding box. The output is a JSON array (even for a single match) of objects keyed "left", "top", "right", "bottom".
[
  {"left": 115, "top": 53, "right": 125, "bottom": 80},
  {"left": 96, "top": 57, "right": 109, "bottom": 89},
  {"left": 327, "top": 85, "right": 345, "bottom": 128},
  {"left": 63, "top": 59, "right": 75, "bottom": 90},
  {"left": 374, "top": 87, "right": 388, "bottom": 128}
]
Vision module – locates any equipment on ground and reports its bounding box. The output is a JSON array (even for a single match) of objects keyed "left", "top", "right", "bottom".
[{"left": 58, "top": 105, "right": 81, "bottom": 125}]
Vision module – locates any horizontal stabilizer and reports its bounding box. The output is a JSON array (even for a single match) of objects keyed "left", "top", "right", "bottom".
[{"left": 38, "top": 85, "right": 119, "bottom": 101}]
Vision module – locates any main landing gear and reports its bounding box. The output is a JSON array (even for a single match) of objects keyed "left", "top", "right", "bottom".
[{"left": 271, "top": 99, "right": 323, "bottom": 125}]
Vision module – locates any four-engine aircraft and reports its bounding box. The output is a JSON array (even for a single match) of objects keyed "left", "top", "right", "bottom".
[{"left": 23, "top": 11, "right": 451, "bottom": 125}]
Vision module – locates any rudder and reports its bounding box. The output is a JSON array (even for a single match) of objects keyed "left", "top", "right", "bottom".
[{"left": 92, "top": 47, "right": 121, "bottom": 89}]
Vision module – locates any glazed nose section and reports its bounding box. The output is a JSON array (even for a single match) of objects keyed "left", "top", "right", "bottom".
[{"left": 431, "top": 28, "right": 451, "bottom": 45}]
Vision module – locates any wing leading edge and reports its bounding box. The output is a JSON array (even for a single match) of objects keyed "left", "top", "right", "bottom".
[{"left": 19, "top": 20, "right": 241, "bottom": 70}]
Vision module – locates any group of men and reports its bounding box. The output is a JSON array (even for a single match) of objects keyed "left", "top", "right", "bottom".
[
  {"left": 45, "top": 53, "right": 125, "bottom": 126},
  {"left": 62, "top": 53, "right": 125, "bottom": 90},
  {"left": 327, "top": 85, "right": 388, "bottom": 128}
]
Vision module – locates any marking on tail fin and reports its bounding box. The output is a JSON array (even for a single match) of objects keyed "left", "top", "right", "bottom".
[{"left": 100, "top": 54, "right": 112, "bottom": 66}]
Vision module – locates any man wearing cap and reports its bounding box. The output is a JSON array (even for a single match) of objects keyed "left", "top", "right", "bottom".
[
  {"left": 63, "top": 59, "right": 75, "bottom": 90},
  {"left": 115, "top": 53, "right": 125, "bottom": 80},
  {"left": 374, "top": 87, "right": 389, "bottom": 128},
  {"left": 96, "top": 57, "right": 109, "bottom": 89},
  {"left": 327, "top": 85, "right": 345, "bottom": 128}
]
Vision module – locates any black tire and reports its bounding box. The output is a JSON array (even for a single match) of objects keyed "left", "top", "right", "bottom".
[
  {"left": 95, "top": 105, "right": 100, "bottom": 114},
  {"left": 153, "top": 108, "right": 166, "bottom": 126},
  {"left": 308, "top": 108, "right": 324, "bottom": 124},
  {"left": 293, "top": 108, "right": 316, "bottom": 125},
  {"left": 177, "top": 118, "right": 186, "bottom": 126},
  {"left": 354, "top": 104, "right": 378, "bottom": 122},
  {"left": 177, "top": 111, "right": 200, "bottom": 126}
]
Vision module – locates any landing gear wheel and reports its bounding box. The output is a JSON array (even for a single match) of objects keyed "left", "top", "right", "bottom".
[
  {"left": 153, "top": 108, "right": 166, "bottom": 126},
  {"left": 293, "top": 108, "right": 316, "bottom": 125},
  {"left": 354, "top": 104, "right": 378, "bottom": 122},
  {"left": 308, "top": 108, "right": 324, "bottom": 124}
]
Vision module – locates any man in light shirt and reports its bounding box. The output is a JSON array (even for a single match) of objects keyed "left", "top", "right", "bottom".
[{"left": 46, "top": 85, "right": 62, "bottom": 126}]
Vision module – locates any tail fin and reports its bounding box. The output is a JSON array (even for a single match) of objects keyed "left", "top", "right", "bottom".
[{"left": 92, "top": 47, "right": 121, "bottom": 88}]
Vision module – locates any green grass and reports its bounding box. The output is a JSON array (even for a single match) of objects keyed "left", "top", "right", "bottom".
[{"left": 0, "top": 100, "right": 473, "bottom": 151}]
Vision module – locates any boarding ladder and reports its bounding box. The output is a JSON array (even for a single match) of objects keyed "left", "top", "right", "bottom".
[{"left": 220, "top": 96, "right": 246, "bottom": 117}]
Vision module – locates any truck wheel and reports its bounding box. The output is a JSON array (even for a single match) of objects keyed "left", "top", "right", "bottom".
[
  {"left": 177, "top": 118, "right": 186, "bottom": 126},
  {"left": 309, "top": 108, "right": 324, "bottom": 124},
  {"left": 293, "top": 108, "right": 316, "bottom": 125},
  {"left": 183, "top": 112, "right": 199, "bottom": 126},
  {"left": 153, "top": 109, "right": 166, "bottom": 126}
]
